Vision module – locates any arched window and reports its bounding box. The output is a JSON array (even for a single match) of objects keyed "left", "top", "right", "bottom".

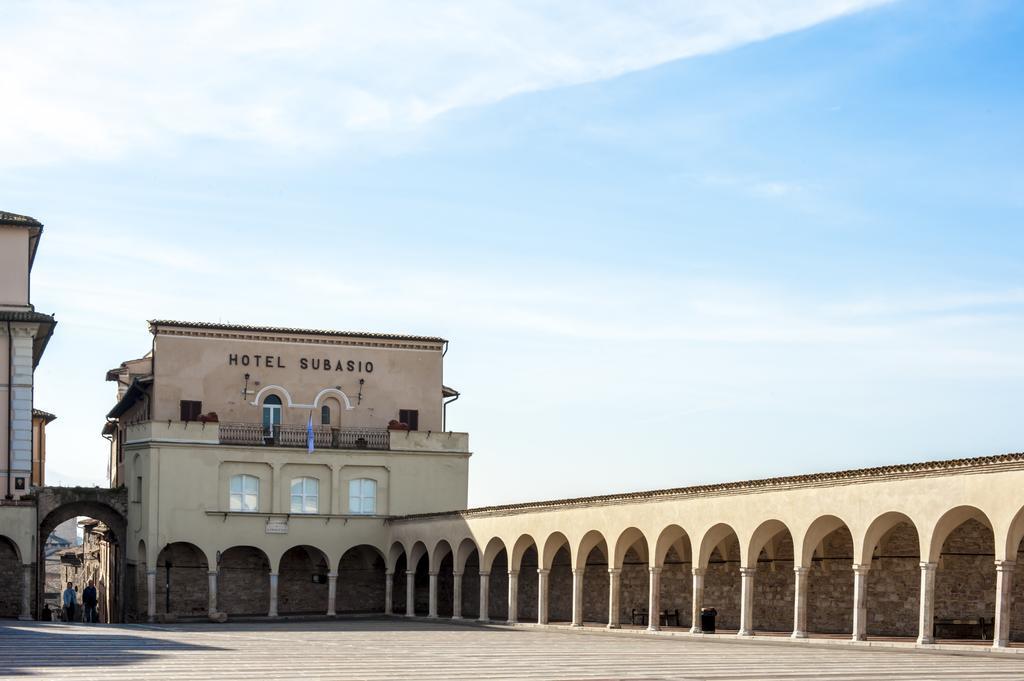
[
  {"left": 229, "top": 474, "right": 259, "bottom": 512},
  {"left": 348, "top": 478, "right": 377, "bottom": 515},
  {"left": 262, "top": 395, "right": 282, "bottom": 434},
  {"left": 321, "top": 405, "right": 331, "bottom": 426},
  {"left": 290, "top": 477, "right": 319, "bottom": 514}
]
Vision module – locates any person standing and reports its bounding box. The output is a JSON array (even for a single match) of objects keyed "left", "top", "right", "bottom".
[
  {"left": 82, "top": 580, "right": 98, "bottom": 623},
  {"left": 62, "top": 582, "right": 77, "bottom": 622}
]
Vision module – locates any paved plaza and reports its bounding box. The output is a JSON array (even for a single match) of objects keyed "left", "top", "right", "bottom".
[{"left": 2, "top": 618, "right": 1024, "bottom": 680}]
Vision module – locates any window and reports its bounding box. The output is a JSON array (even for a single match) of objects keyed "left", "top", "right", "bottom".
[
  {"left": 398, "top": 409, "right": 419, "bottom": 431},
  {"left": 290, "top": 477, "right": 319, "bottom": 514},
  {"left": 348, "top": 478, "right": 377, "bottom": 515},
  {"left": 180, "top": 400, "right": 202, "bottom": 421},
  {"left": 262, "top": 395, "right": 282, "bottom": 434},
  {"left": 321, "top": 405, "right": 331, "bottom": 425},
  {"left": 135, "top": 476, "right": 143, "bottom": 502},
  {"left": 229, "top": 474, "right": 259, "bottom": 512}
]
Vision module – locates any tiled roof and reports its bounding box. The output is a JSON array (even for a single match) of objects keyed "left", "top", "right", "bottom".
[
  {"left": 32, "top": 409, "right": 57, "bottom": 423},
  {"left": 148, "top": 319, "right": 447, "bottom": 344},
  {"left": 0, "top": 310, "right": 54, "bottom": 323},
  {"left": 0, "top": 211, "right": 42, "bottom": 227},
  {"left": 395, "top": 452, "right": 1024, "bottom": 520}
]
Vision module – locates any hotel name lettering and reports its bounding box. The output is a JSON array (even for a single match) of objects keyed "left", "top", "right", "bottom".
[{"left": 228, "top": 353, "right": 374, "bottom": 373}]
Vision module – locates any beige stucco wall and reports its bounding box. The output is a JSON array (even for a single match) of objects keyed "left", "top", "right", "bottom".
[
  {"left": 0, "top": 227, "right": 29, "bottom": 307},
  {"left": 388, "top": 461, "right": 1024, "bottom": 574},
  {"left": 0, "top": 504, "right": 35, "bottom": 566},
  {"left": 123, "top": 425, "right": 470, "bottom": 572},
  {"left": 149, "top": 329, "right": 445, "bottom": 431}
]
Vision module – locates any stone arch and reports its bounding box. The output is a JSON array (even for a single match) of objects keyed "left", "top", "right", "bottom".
[
  {"left": 697, "top": 523, "right": 739, "bottom": 569},
  {"left": 481, "top": 537, "right": 506, "bottom": 573},
  {"left": 409, "top": 541, "right": 429, "bottom": 572},
  {"left": 541, "top": 532, "right": 570, "bottom": 571},
  {"left": 857, "top": 511, "right": 920, "bottom": 566},
  {"left": 1002, "top": 505, "right": 1024, "bottom": 563},
  {"left": 455, "top": 538, "right": 481, "bottom": 620},
  {"left": 387, "top": 541, "right": 406, "bottom": 574},
  {"left": 746, "top": 520, "right": 795, "bottom": 633},
  {"left": 575, "top": 530, "right": 609, "bottom": 624},
  {"left": 611, "top": 527, "right": 649, "bottom": 570},
  {"left": 455, "top": 538, "right": 479, "bottom": 573},
  {"left": 388, "top": 542, "right": 408, "bottom": 616},
  {"left": 574, "top": 530, "right": 608, "bottom": 570},
  {"left": 155, "top": 541, "right": 209, "bottom": 617},
  {"left": 337, "top": 544, "right": 386, "bottom": 614},
  {"left": 0, "top": 535, "right": 23, "bottom": 618},
  {"left": 926, "top": 505, "right": 993, "bottom": 563},
  {"left": 653, "top": 525, "right": 692, "bottom": 568},
  {"left": 36, "top": 493, "right": 127, "bottom": 623},
  {"left": 802, "top": 516, "right": 854, "bottom": 635},
  {"left": 408, "top": 541, "right": 430, "bottom": 616},
  {"left": 431, "top": 539, "right": 453, "bottom": 573},
  {"left": 480, "top": 537, "right": 509, "bottom": 621},
  {"left": 862, "top": 512, "right": 921, "bottom": 637},
  {"left": 431, "top": 540, "right": 455, "bottom": 618},
  {"left": 219, "top": 545, "right": 271, "bottom": 616},
  {"left": 278, "top": 545, "right": 330, "bottom": 615},
  {"left": 508, "top": 534, "right": 539, "bottom": 622}
]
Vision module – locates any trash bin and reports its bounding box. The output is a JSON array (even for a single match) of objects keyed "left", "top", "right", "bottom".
[{"left": 700, "top": 607, "right": 717, "bottom": 633}]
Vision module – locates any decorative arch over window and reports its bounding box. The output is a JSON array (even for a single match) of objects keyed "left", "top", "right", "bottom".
[
  {"left": 262, "top": 394, "right": 282, "bottom": 434},
  {"left": 229, "top": 474, "right": 259, "bottom": 512},
  {"left": 290, "top": 477, "right": 319, "bottom": 514},
  {"left": 349, "top": 478, "right": 377, "bottom": 515}
]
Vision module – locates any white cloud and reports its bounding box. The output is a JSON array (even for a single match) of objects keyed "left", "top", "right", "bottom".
[{"left": 0, "top": 0, "right": 892, "bottom": 167}]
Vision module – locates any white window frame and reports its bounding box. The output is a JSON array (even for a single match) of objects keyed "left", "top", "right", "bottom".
[
  {"left": 348, "top": 478, "right": 377, "bottom": 515},
  {"left": 290, "top": 476, "right": 319, "bottom": 514},
  {"left": 229, "top": 474, "right": 260, "bottom": 512}
]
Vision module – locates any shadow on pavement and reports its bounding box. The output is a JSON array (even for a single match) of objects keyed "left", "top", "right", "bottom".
[{"left": 0, "top": 621, "right": 224, "bottom": 676}]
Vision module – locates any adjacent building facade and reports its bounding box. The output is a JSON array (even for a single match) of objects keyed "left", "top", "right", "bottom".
[{"left": 0, "top": 211, "right": 56, "bottom": 620}]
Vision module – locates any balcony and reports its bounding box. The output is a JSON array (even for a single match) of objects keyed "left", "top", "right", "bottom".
[{"left": 218, "top": 423, "right": 391, "bottom": 450}]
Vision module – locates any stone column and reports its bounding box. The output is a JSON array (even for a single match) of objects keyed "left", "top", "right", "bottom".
[
  {"left": 428, "top": 571, "right": 439, "bottom": 618},
  {"left": 384, "top": 571, "right": 394, "bottom": 615},
  {"left": 268, "top": 572, "right": 279, "bottom": 617},
  {"left": 18, "top": 564, "right": 32, "bottom": 620},
  {"left": 738, "top": 566, "right": 756, "bottom": 636},
  {"left": 606, "top": 568, "right": 621, "bottom": 629},
  {"left": 207, "top": 570, "right": 218, "bottom": 617},
  {"left": 647, "top": 566, "right": 662, "bottom": 631},
  {"left": 537, "top": 568, "right": 550, "bottom": 624},
  {"left": 916, "top": 562, "right": 937, "bottom": 644},
  {"left": 405, "top": 570, "right": 416, "bottom": 617},
  {"left": 327, "top": 571, "right": 338, "bottom": 617},
  {"left": 478, "top": 571, "right": 490, "bottom": 622},
  {"left": 452, "top": 571, "right": 463, "bottom": 619},
  {"left": 791, "top": 566, "right": 809, "bottom": 639},
  {"left": 146, "top": 569, "right": 157, "bottom": 622},
  {"left": 993, "top": 560, "right": 1015, "bottom": 648},
  {"left": 852, "top": 564, "right": 870, "bottom": 641},
  {"left": 571, "top": 568, "right": 584, "bottom": 627},
  {"left": 505, "top": 570, "right": 518, "bottom": 624},
  {"left": 690, "top": 567, "right": 705, "bottom": 633}
]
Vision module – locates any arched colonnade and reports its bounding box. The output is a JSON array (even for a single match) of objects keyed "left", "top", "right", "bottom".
[{"left": 388, "top": 464, "right": 1024, "bottom": 648}]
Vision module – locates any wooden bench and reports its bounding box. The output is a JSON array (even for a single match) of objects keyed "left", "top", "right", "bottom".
[{"left": 933, "top": 616, "right": 989, "bottom": 640}]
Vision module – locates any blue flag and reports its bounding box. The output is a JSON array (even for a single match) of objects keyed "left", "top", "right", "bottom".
[{"left": 307, "top": 410, "right": 315, "bottom": 454}]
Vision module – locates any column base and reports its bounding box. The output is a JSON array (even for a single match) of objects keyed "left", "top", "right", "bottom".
[
  {"left": 791, "top": 631, "right": 807, "bottom": 639},
  {"left": 737, "top": 629, "right": 754, "bottom": 637},
  {"left": 689, "top": 626, "right": 702, "bottom": 634},
  {"left": 478, "top": 617, "right": 490, "bottom": 623},
  {"left": 852, "top": 633, "right": 867, "bottom": 642},
  {"left": 452, "top": 615, "right": 463, "bottom": 620},
  {"left": 647, "top": 624, "right": 660, "bottom": 632},
  {"left": 571, "top": 622, "right": 583, "bottom": 628},
  {"left": 916, "top": 636, "right": 934, "bottom": 645},
  {"left": 993, "top": 639, "right": 1009, "bottom": 649},
  {"left": 17, "top": 615, "right": 33, "bottom": 621},
  {"left": 606, "top": 623, "right": 620, "bottom": 630},
  {"left": 327, "top": 611, "right": 336, "bottom": 617}
]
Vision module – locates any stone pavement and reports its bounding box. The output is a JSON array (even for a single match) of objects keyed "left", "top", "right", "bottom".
[{"left": 2, "top": 617, "right": 1024, "bottom": 680}]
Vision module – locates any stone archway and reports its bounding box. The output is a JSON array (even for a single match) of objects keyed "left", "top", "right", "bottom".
[{"left": 35, "top": 487, "right": 128, "bottom": 622}]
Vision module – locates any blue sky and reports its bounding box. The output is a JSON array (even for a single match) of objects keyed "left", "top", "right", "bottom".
[{"left": 2, "top": 0, "right": 1022, "bottom": 505}]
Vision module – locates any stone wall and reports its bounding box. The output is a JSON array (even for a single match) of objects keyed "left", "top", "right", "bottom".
[
  {"left": 660, "top": 546, "right": 693, "bottom": 628},
  {"left": 807, "top": 528, "right": 854, "bottom": 634},
  {"left": 581, "top": 548, "right": 609, "bottom": 623},
  {"left": 0, "top": 537, "right": 21, "bottom": 617},
  {"left": 337, "top": 546, "right": 386, "bottom": 613},
  {"left": 219, "top": 547, "right": 269, "bottom": 616},
  {"left": 460, "top": 553, "right": 480, "bottom": 618},
  {"left": 156, "top": 543, "right": 208, "bottom": 616},
  {"left": 278, "top": 547, "right": 329, "bottom": 614},
  {"left": 704, "top": 535, "right": 741, "bottom": 631},
  {"left": 549, "top": 548, "right": 573, "bottom": 622},
  {"left": 866, "top": 522, "right": 920, "bottom": 637}
]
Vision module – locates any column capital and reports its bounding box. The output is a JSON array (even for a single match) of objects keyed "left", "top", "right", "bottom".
[
  {"left": 385, "top": 569, "right": 395, "bottom": 577},
  {"left": 146, "top": 569, "right": 157, "bottom": 576},
  {"left": 852, "top": 564, "right": 871, "bottom": 575},
  {"left": 648, "top": 566, "right": 662, "bottom": 575},
  {"left": 919, "top": 561, "right": 938, "bottom": 571},
  {"left": 507, "top": 569, "right": 519, "bottom": 577},
  {"left": 269, "top": 571, "right": 279, "bottom": 578},
  {"left": 479, "top": 570, "right": 491, "bottom": 578},
  {"left": 607, "top": 567, "right": 621, "bottom": 576},
  {"left": 207, "top": 569, "right": 219, "bottom": 576},
  {"left": 536, "top": 568, "right": 550, "bottom": 575},
  {"left": 405, "top": 569, "right": 416, "bottom": 577},
  {"left": 452, "top": 570, "right": 463, "bottom": 578},
  {"left": 739, "top": 566, "right": 757, "bottom": 576},
  {"left": 572, "top": 567, "right": 584, "bottom": 576},
  {"left": 428, "top": 571, "right": 439, "bottom": 577},
  {"left": 328, "top": 571, "right": 338, "bottom": 579},
  {"left": 793, "top": 566, "right": 809, "bottom": 576},
  {"left": 691, "top": 567, "right": 706, "bottom": 577},
  {"left": 995, "top": 559, "right": 1017, "bottom": 571}
]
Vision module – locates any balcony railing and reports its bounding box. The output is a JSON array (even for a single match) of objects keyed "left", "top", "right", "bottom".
[{"left": 218, "top": 423, "right": 390, "bottom": 451}]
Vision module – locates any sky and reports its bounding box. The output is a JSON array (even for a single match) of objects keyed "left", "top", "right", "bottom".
[{"left": 2, "top": 0, "right": 1023, "bottom": 506}]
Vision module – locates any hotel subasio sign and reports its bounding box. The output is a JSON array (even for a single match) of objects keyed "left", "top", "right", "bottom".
[{"left": 228, "top": 353, "right": 374, "bottom": 373}]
